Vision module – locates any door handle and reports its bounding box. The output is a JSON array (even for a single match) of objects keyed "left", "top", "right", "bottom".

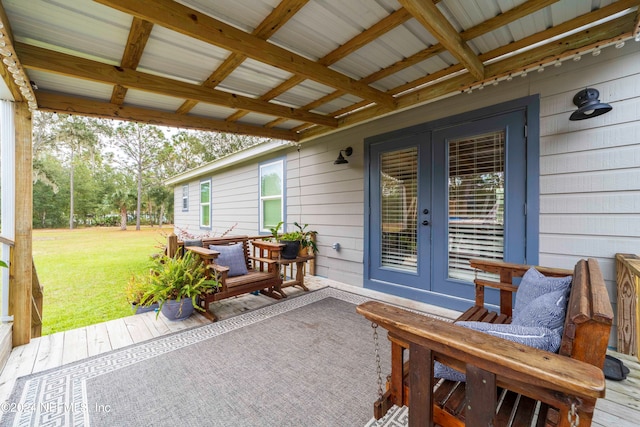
[
  {"left": 422, "top": 220, "right": 430, "bottom": 226},
  {"left": 423, "top": 208, "right": 429, "bottom": 214}
]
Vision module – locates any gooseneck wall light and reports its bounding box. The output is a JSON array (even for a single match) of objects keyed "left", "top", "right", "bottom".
[
  {"left": 334, "top": 147, "right": 353, "bottom": 164},
  {"left": 569, "top": 88, "right": 612, "bottom": 121}
]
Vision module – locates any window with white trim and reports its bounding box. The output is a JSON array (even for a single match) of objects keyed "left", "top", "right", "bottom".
[
  {"left": 200, "top": 180, "right": 211, "bottom": 229},
  {"left": 259, "top": 159, "right": 284, "bottom": 232},
  {"left": 182, "top": 184, "right": 189, "bottom": 212}
]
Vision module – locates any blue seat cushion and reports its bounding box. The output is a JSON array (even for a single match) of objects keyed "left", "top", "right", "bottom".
[
  {"left": 433, "top": 321, "right": 562, "bottom": 382},
  {"left": 209, "top": 244, "right": 248, "bottom": 277},
  {"left": 513, "top": 267, "right": 572, "bottom": 315}
]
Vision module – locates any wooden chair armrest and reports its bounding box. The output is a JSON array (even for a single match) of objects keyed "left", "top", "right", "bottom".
[
  {"left": 357, "top": 301, "right": 605, "bottom": 402},
  {"left": 209, "top": 264, "right": 229, "bottom": 273},
  {"left": 186, "top": 246, "right": 220, "bottom": 261},
  {"left": 473, "top": 278, "right": 518, "bottom": 293},
  {"left": 248, "top": 255, "right": 279, "bottom": 265},
  {"left": 470, "top": 259, "right": 573, "bottom": 278}
]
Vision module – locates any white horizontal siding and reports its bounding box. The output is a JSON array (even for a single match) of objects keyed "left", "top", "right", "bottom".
[
  {"left": 172, "top": 42, "right": 640, "bottom": 347},
  {"left": 534, "top": 42, "right": 640, "bottom": 347}
]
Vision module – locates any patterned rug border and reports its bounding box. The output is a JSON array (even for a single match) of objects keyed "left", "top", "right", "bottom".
[{"left": 3, "top": 288, "right": 372, "bottom": 427}]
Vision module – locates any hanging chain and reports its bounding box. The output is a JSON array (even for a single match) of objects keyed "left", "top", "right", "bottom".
[
  {"left": 372, "top": 322, "right": 384, "bottom": 399},
  {"left": 568, "top": 403, "right": 580, "bottom": 427}
]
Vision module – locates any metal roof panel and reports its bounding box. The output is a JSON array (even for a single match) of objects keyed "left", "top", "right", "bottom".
[
  {"left": 5, "top": 0, "right": 130, "bottom": 64},
  {"left": 28, "top": 70, "right": 113, "bottom": 101},
  {"left": 138, "top": 26, "right": 231, "bottom": 84}
]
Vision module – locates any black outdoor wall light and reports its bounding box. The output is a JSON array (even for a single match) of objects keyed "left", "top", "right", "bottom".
[
  {"left": 334, "top": 147, "right": 353, "bottom": 164},
  {"left": 569, "top": 88, "right": 612, "bottom": 121}
]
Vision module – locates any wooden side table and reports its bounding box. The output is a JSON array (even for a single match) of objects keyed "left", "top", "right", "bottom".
[{"left": 278, "top": 255, "right": 314, "bottom": 292}]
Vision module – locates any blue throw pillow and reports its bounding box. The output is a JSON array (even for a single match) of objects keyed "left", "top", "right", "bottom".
[
  {"left": 512, "top": 290, "right": 568, "bottom": 332},
  {"left": 433, "top": 321, "right": 562, "bottom": 382},
  {"left": 209, "top": 244, "right": 248, "bottom": 277},
  {"left": 513, "top": 267, "right": 572, "bottom": 315}
]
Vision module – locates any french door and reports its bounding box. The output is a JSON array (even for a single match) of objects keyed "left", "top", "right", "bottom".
[{"left": 367, "top": 111, "right": 527, "bottom": 307}]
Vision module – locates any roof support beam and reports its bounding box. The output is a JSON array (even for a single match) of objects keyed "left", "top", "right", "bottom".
[
  {"left": 300, "top": 12, "right": 636, "bottom": 141},
  {"left": 95, "top": 0, "right": 396, "bottom": 110},
  {"left": 291, "top": 0, "right": 559, "bottom": 132},
  {"left": 11, "top": 102, "right": 33, "bottom": 346},
  {"left": 18, "top": 43, "right": 337, "bottom": 128},
  {"left": 398, "top": 0, "right": 484, "bottom": 80},
  {"left": 176, "top": 0, "right": 309, "bottom": 115},
  {"left": 36, "top": 92, "right": 299, "bottom": 141},
  {"left": 227, "top": 6, "right": 413, "bottom": 123},
  {"left": 111, "top": 17, "right": 154, "bottom": 105}
]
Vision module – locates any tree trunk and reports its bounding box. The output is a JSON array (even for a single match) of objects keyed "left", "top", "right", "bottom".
[
  {"left": 159, "top": 205, "right": 165, "bottom": 228},
  {"left": 136, "top": 163, "right": 142, "bottom": 231},
  {"left": 69, "top": 150, "right": 74, "bottom": 230},
  {"left": 120, "top": 205, "right": 127, "bottom": 230}
]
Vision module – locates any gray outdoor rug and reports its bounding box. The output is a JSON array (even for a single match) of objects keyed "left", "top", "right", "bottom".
[{"left": 1, "top": 288, "right": 392, "bottom": 427}]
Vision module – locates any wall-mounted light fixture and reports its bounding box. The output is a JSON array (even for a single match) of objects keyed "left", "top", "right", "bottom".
[
  {"left": 569, "top": 88, "right": 612, "bottom": 121},
  {"left": 334, "top": 147, "right": 352, "bottom": 165}
]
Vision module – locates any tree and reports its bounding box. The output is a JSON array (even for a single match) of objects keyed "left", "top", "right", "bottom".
[
  {"left": 54, "top": 115, "right": 110, "bottom": 229},
  {"left": 112, "top": 123, "right": 167, "bottom": 230}
]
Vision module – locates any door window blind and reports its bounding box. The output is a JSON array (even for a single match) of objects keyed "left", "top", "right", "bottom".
[
  {"left": 380, "top": 147, "right": 418, "bottom": 272},
  {"left": 448, "top": 131, "right": 505, "bottom": 281}
]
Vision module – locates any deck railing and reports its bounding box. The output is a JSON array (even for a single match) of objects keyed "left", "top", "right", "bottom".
[
  {"left": 0, "top": 236, "right": 13, "bottom": 323},
  {"left": 0, "top": 236, "right": 43, "bottom": 338},
  {"left": 616, "top": 253, "right": 640, "bottom": 359}
]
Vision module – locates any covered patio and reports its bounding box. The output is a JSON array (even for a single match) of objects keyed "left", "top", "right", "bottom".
[
  {"left": 0, "top": 277, "right": 638, "bottom": 426},
  {"left": 0, "top": 0, "right": 639, "bottom": 425}
]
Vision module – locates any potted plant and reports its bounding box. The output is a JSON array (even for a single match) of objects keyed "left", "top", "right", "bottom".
[
  {"left": 278, "top": 231, "right": 303, "bottom": 259},
  {"left": 268, "top": 221, "right": 296, "bottom": 259},
  {"left": 125, "top": 273, "right": 158, "bottom": 314},
  {"left": 294, "top": 222, "right": 318, "bottom": 256},
  {"left": 139, "top": 251, "right": 220, "bottom": 321}
]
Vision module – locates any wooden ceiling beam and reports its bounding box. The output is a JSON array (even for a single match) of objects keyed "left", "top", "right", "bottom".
[
  {"left": 389, "top": 0, "right": 638, "bottom": 97},
  {"left": 300, "top": 0, "right": 637, "bottom": 133},
  {"left": 36, "top": 92, "right": 299, "bottom": 141},
  {"left": 398, "top": 0, "right": 484, "bottom": 80},
  {"left": 96, "top": 0, "right": 396, "bottom": 109},
  {"left": 19, "top": 43, "right": 338, "bottom": 127},
  {"left": 176, "top": 0, "right": 309, "bottom": 115},
  {"left": 110, "top": 17, "right": 154, "bottom": 105},
  {"left": 363, "top": 0, "right": 558, "bottom": 86},
  {"left": 299, "top": 12, "right": 636, "bottom": 142},
  {"left": 226, "top": 6, "right": 413, "bottom": 124},
  {"left": 288, "top": 0, "right": 559, "bottom": 129}
]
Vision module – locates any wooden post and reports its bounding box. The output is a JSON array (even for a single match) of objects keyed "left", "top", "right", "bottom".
[
  {"left": 616, "top": 253, "right": 640, "bottom": 358},
  {"left": 167, "top": 233, "right": 178, "bottom": 258},
  {"left": 10, "top": 103, "right": 32, "bottom": 346},
  {"left": 31, "top": 261, "right": 43, "bottom": 338}
]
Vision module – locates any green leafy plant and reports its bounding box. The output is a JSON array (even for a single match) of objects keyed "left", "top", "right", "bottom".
[
  {"left": 269, "top": 221, "right": 284, "bottom": 241},
  {"left": 294, "top": 222, "right": 318, "bottom": 254},
  {"left": 279, "top": 231, "right": 302, "bottom": 241},
  {"left": 140, "top": 251, "right": 220, "bottom": 317},
  {"left": 125, "top": 273, "right": 153, "bottom": 306},
  {"left": 0, "top": 260, "right": 7, "bottom": 269}
]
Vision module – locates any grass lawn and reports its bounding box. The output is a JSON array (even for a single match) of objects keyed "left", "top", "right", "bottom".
[{"left": 33, "top": 226, "right": 171, "bottom": 335}]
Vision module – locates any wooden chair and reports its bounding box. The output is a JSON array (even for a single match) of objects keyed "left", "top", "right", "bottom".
[
  {"left": 357, "top": 258, "right": 614, "bottom": 427},
  {"left": 182, "top": 235, "right": 284, "bottom": 321}
]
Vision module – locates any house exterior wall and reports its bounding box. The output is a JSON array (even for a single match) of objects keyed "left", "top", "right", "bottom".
[{"left": 173, "top": 42, "right": 640, "bottom": 347}]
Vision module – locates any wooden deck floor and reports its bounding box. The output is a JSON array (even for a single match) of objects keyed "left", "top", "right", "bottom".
[{"left": 0, "top": 277, "right": 638, "bottom": 426}]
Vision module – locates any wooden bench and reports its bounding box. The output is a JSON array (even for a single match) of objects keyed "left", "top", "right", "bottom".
[
  {"left": 180, "top": 235, "right": 285, "bottom": 321},
  {"left": 357, "top": 258, "right": 614, "bottom": 427}
]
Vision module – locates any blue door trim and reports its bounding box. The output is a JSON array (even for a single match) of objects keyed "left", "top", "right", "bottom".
[{"left": 364, "top": 95, "right": 540, "bottom": 312}]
